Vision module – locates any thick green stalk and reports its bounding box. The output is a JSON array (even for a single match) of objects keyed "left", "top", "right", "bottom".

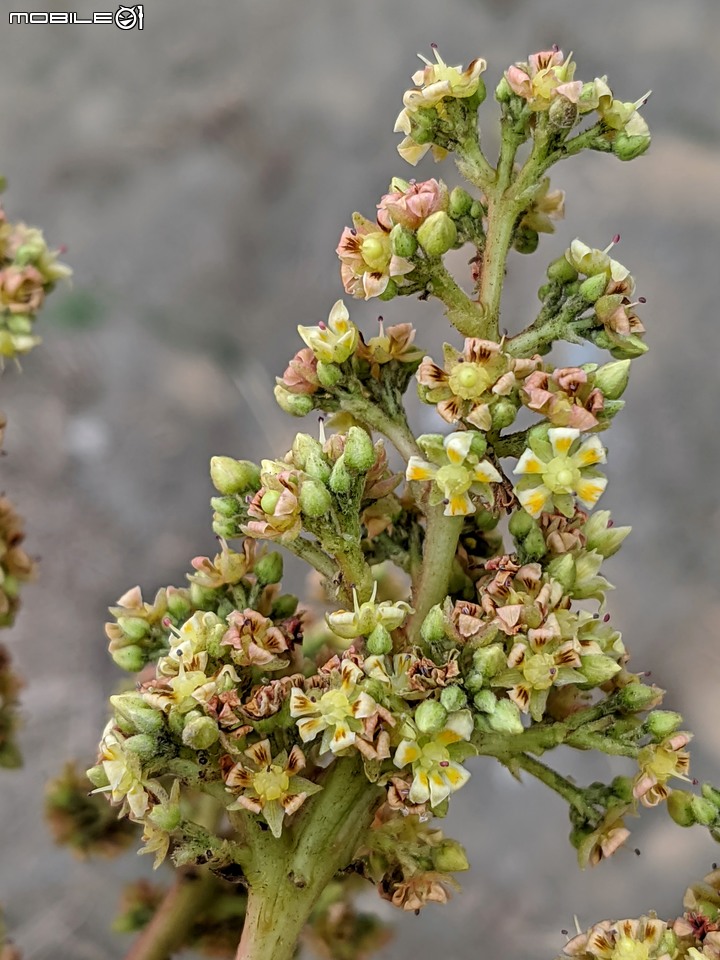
[
  {"left": 234, "top": 757, "right": 381, "bottom": 960},
  {"left": 428, "top": 264, "right": 489, "bottom": 338},
  {"left": 407, "top": 507, "right": 464, "bottom": 645},
  {"left": 513, "top": 753, "right": 600, "bottom": 822}
]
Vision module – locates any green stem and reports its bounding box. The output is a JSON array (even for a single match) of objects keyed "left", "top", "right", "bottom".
[
  {"left": 281, "top": 537, "right": 338, "bottom": 584},
  {"left": 513, "top": 752, "right": 600, "bottom": 821},
  {"left": 124, "top": 868, "right": 217, "bottom": 960},
  {"left": 506, "top": 295, "right": 590, "bottom": 357},
  {"left": 566, "top": 732, "right": 640, "bottom": 757},
  {"left": 340, "top": 392, "right": 419, "bottom": 463},
  {"left": 406, "top": 508, "right": 463, "bottom": 645},
  {"left": 234, "top": 757, "right": 380, "bottom": 960},
  {"left": 455, "top": 134, "right": 497, "bottom": 190},
  {"left": 428, "top": 264, "right": 489, "bottom": 338}
]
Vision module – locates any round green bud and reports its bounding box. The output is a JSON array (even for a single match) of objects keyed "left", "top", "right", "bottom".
[
  {"left": 618, "top": 682, "right": 658, "bottom": 713},
  {"left": 473, "top": 77, "right": 487, "bottom": 106},
  {"left": 110, "top": 694, "right": 164, "bottom": 736},
  {"left": 212, "top": 518, "right": 236, "bottom": 539},
  {"left": 593, "top": 360, "right": 631, "bottom": 400},
  {"left": 473, "top": 689, "right": 496, "bottom": 714},
  {"left": 416, "top": 211, "right": 458, "bottom": 257},
  {"left": 211, "top": 495, "right": 239, "bottom": 518},
  {"left": 440, "top": 685, "right": 468, "bottom": 712},
  {"left": 547, "top": 554, "right": 577, "bottom": 592},
  {"left": 415, "top": 699, "right": 448, "bottom": 735},
  {"left": 116, "top": 615, "right": 150, "bottom": 642},
  {"left": 474, "top": 508, "right": 499, "bottom": 532},
  {"left": 701, "top": 783, "right": 720, "bottom": 810},
  {"left": 329, "top": 455, "right": 353, "bottom": 495},
  {"left": 537, "top": 283, "right": 552, "bottom": 301},
  {"left": 111, "top": 644, "right": 145, "bottom": 673},
  {"left": 86, "top": 764, "right": 110, "bottom": 789},
  {"left": 472, "top": 644, "right": 506, "bottom": 679},
  {"left": 378, "top": 278, "right": 399, "bottom": 301},
  {"left": 547, "top": 256, "right": 579, "bottom": 284},
  {"left": 366, "top": 624, "right": 393, "bottom": 656},
  {"left": 274, "top": 384, "right": 314, "bottom": 417},
  {"left": 469, "top": 201, "right": 484, "bottom": 219},
  {"left": 316, "top": 361, "right": 343, "bottom": 389},
  {"left": 260, "top": 489, "right": 281, "bottom": 515},
  {"left": 449, "top": 187, "right": 473, "bottom": 218},
  {"left": 613, "top": 132, "right": 651, "bottom": 161},
  {"left": 390, "top": 223, "right": 418, "bottom": 259},
  {"left": 299, "top": 478, "right": 333, "bottom": 518},
  {"left": 344, "top": 427, "right": 376, "bottom": 474},
  {"left": 495, "top": 75, "right": 512, "bottom": 103},
  {"left": 254, "top": 552, "right": 283, "bottom": 586},
  {"left": 420, "top": 605, "right": 446, "bottom": 645},
  {"left": 291, "top": 434, "right": 323, "bottom": 471},
  {"left": 271, "top": 594, "right": 299, "bottom": 619},
  {"left": 691, "top": 796, "right": 719, "bottom": 827},
  {"left": 433, "top": 839, "right": 470, "bottom": 873},
  {"left": 610, "top": 775, "right": 635, "bottom": 803},
  {"left": 609, "top": 334, "right": 648, "bottom": 360},
  {"left": 667, "top": 789, "right": 697, "bottom": 827},
  {"left": 487, "top": 699, "right": 524, "bottom": 735},
  {"left": 520, "top": 527, "right": 547, "bottom": 562},
  {"left": 509, "top": 509, "right": 535, "bottom": 539},
  {"left": 210, "top": 456, "right": 261, "bottom": 495},
  {"left": 168, "top": 707, "right": 187, "bottom": 738},
  {"left": 578, "top": 274, "right": 609, "bottom": 303},
  {"left": 182, "top": 715, "right": 219, "bottom": 750},
  {"left": 579, "top": 655, "right": 622, "bottom": 687},
  {"left": 469, "top": 433, "right": 487, "bottom": 459},
  {"left": 149, "top": 800, "right": 182, "bottom": 833},
  {"left": 464, "top": 670, "right": 485, "bottom": 694},
  {"left": 490, "top": 398, "right": 517, "bottom": 430},
  {"left": 513, "top": 226, "right": 539, "bottom": 255},
  {"left": 166, "top": 589, "right": 192, "bottom": 620},
  {"left": 124, "top": 734, "right": 159, "bottom": 761},
  {"left": 645, "top": 710, "right": 682, "bottom": 740}
]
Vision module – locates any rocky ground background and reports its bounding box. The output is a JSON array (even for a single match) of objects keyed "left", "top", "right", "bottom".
[{"left": 0, "top": 0, "right": 719, "bottom": 957}]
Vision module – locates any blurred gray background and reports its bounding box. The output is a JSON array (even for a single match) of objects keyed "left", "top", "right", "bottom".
[{"left": 0, "top": 0, "right": 719, "bottom": 957}]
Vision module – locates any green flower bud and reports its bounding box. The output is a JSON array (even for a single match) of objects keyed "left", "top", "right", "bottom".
[
  {"left": 464, "top": 670, "right": 484, "bottom": 693},
  {"left": 527, "top": 422, "right": 552, "bottom": 459},
  {"left": 610, "top": 335, "right": 648, "bottom": 360},
  {"left": 274, "top": 384, "right": 314, "bottom": 417},
  {"left": 537, "top": 283, "right": 552, "bottom": 301},
  {"left": 578, "top": 274, "right": 609, "bottom": 303},
  {"left": 691, "top": 796, "right": 719, "bottom": 827},
  {"left": 378, "top": 278, "right": 399, "bottom": 302},
  {"left": 490, "top": 398, "right": 517, "bottom": 429},
  {"left": 579, "top": 655, "right": 621, "bottom": 687},
  {"left": 254, "top": 552, "right": 283, "bottom": 585},
  {"left": 472, "top": 644, "right": 506, "bottom": 679},
  {"left": 124, "top": 734, "right": 159, "bottom": 761},
  {"left": 547, "top": 256, "right": 579, "bottom": 284},
  {"left": 299, "top": 478, "right": 333, "bottom": 518},
  {"left": 389, "top": 176, "right": 411, "bottom": 193},
  {"left": 513, "top": 226, "right": 539, "bottom": 255},
  {"left": 433, "top": 839, "right": 470, "bottom": 873},
  {"left": 611, "top": 775, "right": 635, "bottom": 803},
  {"left": 344, "top": 427, "right": 376, "bottom": 474},
  {"left": 316, "top": 361, "right": 343, "bottom": 389},
  {"left": 487, "top": 699, "right": 523, "bottom": 735},
  {"left": 613, "top": 132, "right": 651, "bottom": 161},
  {"left": 168, "top": 707, "right": 187, "bottom": 738},
  {"left": 495, "top": 75, "right": 512, "bottom": 102},
  {"left": 271, "top": 594, "right": 298, "bottom": 619},
  {"left": 440, "top": 685, "right": 468, "bottom": 712},
  {"left": 86, "top": 764, "right": 110, "bottom": 789},
  {"left": 212, "top": 518, "right": 237, "bottom": 539},
  {"left": 468, "top": 433, "right": 487, "bottom": 460},
  {"left": 110, "top": 694, "right": 164, "bottom": 736},
  {"left": 473, "top": 689, "right": 496, "bottom": 714},
  {"left": 111, "top": 644, "right": 145, "bottom": 673},
  {"left": 547, "top": 554, "right": 577, "bottom": 592},
  {"left": 366, "top": 624, "right": 393, "bottom": 656},
  {"left": 667, "top": 790, "right": 698, "bottom": 827},
  {"left": 645, "top": 710, "right": 682, "bottom": 740},
  {"left": 520, "top": 527, "right": 547, "bottom": 562},
  {"left": 211, "top": 495, "right": 239, "bottom": 518},
  {"left": 390, "top": 223, "right": 418, "bottom": 259},
  {"left": 509, "top": 509, "right": 535, "bottom": 539},
  {"left": 415, "top": 699, "right": 449, "bottom": 735},
  {"left": 329, "top": 454, "right": 353, "bottom": 495},
  {"left": 210, "top": 457, "right": 261, "bottom": 495},
  {"left": 115, "top": 616, "right": 150, "bottom": 642},
  {"left": 449, "top": 187, "right": 473, "bottom": 218},
  {"left": 416, "top": 211, "right": 458, "bottom": 256},
  {"left": 701, "top": 783, "right": 720, "bottom": 810},
  {"left": 548, "top": 96, "right": 578, "bottom": 130},
  {"left": 182, "top": 715, "right": 219, "bottom": 750},
  {"left": 291, "top": 434, "right": 323, "bottom": 471},
  {"left": 474, "top": 509, "right": 499, "bottom": 532},
  {"left": 420, "top": 605, "right": 446, "bottom": 645},
  {"left": 149, "top": 799, "right": 182, "bottom": 833},
  {"left": 167, "top": 589, "right": 192, "bottom": 620},
  {"left": 469, "top": 201, "right": 484, "bottom": 219},
  {"left": 593, "top": 360, "right": 631, "bottom": 400},
  {"left": 618, "top": 682, "right": 658, "bottom": 713},
  {"left": 584, "top": 510, "right": 631, "bottom": 559}
]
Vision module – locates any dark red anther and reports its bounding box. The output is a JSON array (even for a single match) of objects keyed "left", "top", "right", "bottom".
[
  {"left": 612, "top": 233, "right": 621, "bottom": 244},
  {"left": 603, "top": 613, "right": 611, "bottom": 622}
]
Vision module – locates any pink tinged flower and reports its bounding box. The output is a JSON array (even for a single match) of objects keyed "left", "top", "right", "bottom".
[
  {"left": 280, "top": 347, "right": 319, "bottom": 395},
  {"left": 513, "top": 428, "right": 607, "bottom": 519},
  {"left": 245, "top": 469, "right": 302, "bottom": 543},
  {"left": 298, "top": 300, "right": 358, "bottom": 364},
  {"left": 406, "top": 431, "right": 501, "bottom": 517},
  {"left": 393, "top": 710, "right": 474, "bottom": 808},
  {"left": 221, "top": 609, "right": 289, "bottom": 670},
  {"left": 377, "top": 178, "right": 448, "bottom": 231},
  {"left": 633, "top": 733, "right": 692, "bottom": 808},
  {"left": 337, "top": 214, "right": 414, "bottom": 301},
  {"left": 506, "top": 50, "right": 581, "bottom": 110}
]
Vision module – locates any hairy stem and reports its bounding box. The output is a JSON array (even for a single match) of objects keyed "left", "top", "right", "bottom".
[
  {"left": 428, "top": 263, "right": 489, "bottom": 338},
  {"left": 124, "top": 868, "right": 216, "bottom": 960},
  {"left": 513, "top": 752, "right": 600, "bottom": 821},
  {"left": 406, "top": 508, "right": 464, "bottom": 645}
]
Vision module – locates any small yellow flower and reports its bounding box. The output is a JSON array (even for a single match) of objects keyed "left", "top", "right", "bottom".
[
  {"left": 566, "top": 238, "right": 631, "bottom": 286},
  {"left": 513, "top": 427, "right": 607, "bottom": 519},
  {"left": 95, "top": 725, "right": 156, "bottom": 821},
  {"left": 393, "top": 710, "right": 473, "bottom": 808},
  {"left": 326, "top": 582, "right": 413, "bottom": 640},
  {"left": 406, "top": 431, "right": 501, "bottom": 517},
  {"left": 633, "top": 733, "right": 692, "bottom": 808},
  {"left": 505, "top": 49, "right": 582, "bottom": 112},
  {"left": 298, "top": 299, "right": 359, "bottom": 364},
  {"left": 290, "top": 660, "right": 379, "bottom": 755}
]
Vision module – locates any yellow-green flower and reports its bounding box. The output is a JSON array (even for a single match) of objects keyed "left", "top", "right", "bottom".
[
  {"left": 566, "top": 238, "right": 631, "bottom": 286},
  {"left": 513, "top": 427, "right": 607, "bottom": 519},
  {"left": 290, "top": 660, "right": 379, "bottom": 755},
  {"left": 493, "top": 631, "right": 584, "bottom": 722},
  {"left": 298, "top": 299, "right": 358, "bottom": 363},
  {"left": 336, "top": 215, "right": 415, "bottom": 300},
  {"left": 633, "top": 732, "right": 692, "bottom": 808},
  {"left": 225, "top": 739, "right": 321, "bottom": 838},
  {"left": 95, "top": 724, "right": 157, "bottom": 821},
  {"left": 505, "top": 50, "right": 582, "bottom": 111},
  {"left": 563, "top": 917, "right": 669, "bottom": 960},
  {"left": 406, "top": 431, "right": 501, "bottom": 517},
  {"left": 326, "top": 582, "right": 413, "bottom": 640},
  {"left": 393, "top": 710, "right": 473, "bottom": 808}
]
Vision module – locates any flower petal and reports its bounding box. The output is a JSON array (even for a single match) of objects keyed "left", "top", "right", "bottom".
[
  {"left": 406, "top": 457, "right": 437, "bottom": 482},
  {"left": 394, "top": 739, "right": 422, "bottom": 768},
  {"left": 473, "top": 459, "right": 502, "bottom": 483},
  {"left": 576, "top": 476, "right": 608, "bottom": 508},
  {"left": 516, "top": 484, "right": 551, "bottom": 518},
  {"left": 573, "top": 436, "right": 606, "bottom": 468},
  {"left": 514, "top": 448, "right": 545, "bottom": 475},
  {"left": 444, "top": 432, "right": 473, "bottom": 464},
  {"left": 444, "top": 493, "right": 474, "bottom": 517},
  {"left": 296, "top": 716, "right": 326, "bottom": 742},
  {"left": 549, "top": 427, "right": 580, "bottom": 456}
]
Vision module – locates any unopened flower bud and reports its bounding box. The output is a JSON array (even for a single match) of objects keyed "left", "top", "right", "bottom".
[
  {"left": 611, "top": 775, "right": 635, "bottom": 803},
  {"left": 417, "top": 211, "right": 457, "bottom": 256},
  {"left": 509, "top": 509, "right": 535, "bottom": 539},
  {"left": 274, "top": 384, "right": 314, "bottom": 417},
  {"left": 329, "top": 455, "right": 353, "bottom": 495},
  {"left": 578, "top": 274, "right": 609, "bottom": 303},
  {"left": 548, "top": 96, "right": 578, "bottom": 130},
  {"left": 390, "top": 223, "right": 418, "bottom": 259},
  {"left": 490, "top": 397, "right": 517, "bottom": 429},
  {"left": 111, "top": 644, "right": 145, "bottom": 673},
  {"left": 495, "top": 75, "right": 512, "bottom": 102},
  {"left": 666, "top": 791, "right": 698, "bottom": 827},
  {"left": 315, "top": 361, "right": 343, "bottom": 389},
  {"left": 449, "top": 187, "right": 474, "bottom": 218},
  {"left": 610, "top": 334, "right": 648, "bottom": 360},
  {"left": 487, "top": 699, "right": 523, "bottom": 735},
  {"left": 86, "top": 764, "right": 110, "bottom": 789},
  {"left": 115, "top": 616, "right": 150, "bottom": 642},
  {"left": 521, "top": 527, "right": 547, "bottom": 562},
  {"left": 344, "top": 427, "right": 376, "bottom": 474},
  {"left": 366, "top": 624, "right": 393, "bottom": 655},
  {"left": 464, "top": 670, "right": 484, "bottom": 694},
  {"left": 547, "top": 553, "right": 576, "bottom": 592},
  {"left": 474, "top": 509, "right": 499, "bottom": 532},
  {"left": 254, "top": 552, "right": 283, "bottom": 586},
  {"left": 167, "top": 589, "right": 192, "bottom": 619},
  {"left": 584, "top": 510, "right": 631, "bottom": 558},
  {"left": 182, "top": 715, "right": 219, "bottom": 750},
  {"left": 440, "top": 685, "right": 468, "bottom": 712},
  {"left": 513, "top": 226, "right": 539, "bottom": 255},
  {"left": 378, "top": 278, "right": 399, "bottom": 302},
  {"left": 547, "top": 256, "right": 579, "bottom": 284},
  {"left": 469, "top": 201, "right": 484, "bottom": 219},
  {"left": 579, "top": 655, "right": 621, "bottom": 686},
  {"left": 415, "top": 699, "right": 448, "bottom": 735},
  {"left": 433, "top": 839, "right": 470, "bottom": 873},
  {"left": 593, "top": 359, "right": 631, "bottom": 400},
  {"left": 271, "top": 594, "right": 298, "bottom": 619},
  {"left": 691, "top": 795, "right": 718, "bottom": 827},
  {"left": 472, "top": 644, "right": 506, "bottom": 679},
  {"left": 473, "top": 689, "right": 496, "bottom": 713},
  {"left": 645, "top": 710, "right": 682, "bottom": 740},
  {"left": 702, "top": 784, "right": 720, "bottom": 810},
  {"left": 210, "top": 457, "right": 261, "bottom": 495},
  {"left": 618, "top": 682, "right": 658, "bottom": 713},
  {"left": 613, "top": 132, "right": 651, "bottom": 161},
  {"left": 149, "top": 799, "right": 182, "bottom": 833},
  {"left": 110, "top": 694, "right": 164, "bottom": 735},
  {"left": 420, "top": 605, "right": 446, "bottom": 645},
  {"left": 124, "top": 734, "right": 159, "bottom": 761},
  {"left": 291, "top": 434, "right": 323, "bottom": 471},
  {"left": 211, "top": 495, "right": 239, "bottom": 518},
  {"left": 299, "top": 478, "right": 333, "bottom": 518}
]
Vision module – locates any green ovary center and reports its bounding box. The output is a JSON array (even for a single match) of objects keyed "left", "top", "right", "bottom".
[
  {"left": 435, "top": 464, "right": 472, "bottom": 497},
  {"left": 421, "top": 739, "right": 450, "bottom": 767},
  {"left": 523, "top": 652, "right": 557, "bottom": 689},
  {"left": 612, "top": 937, "right": 650, "bottom": 960},
  {"left": 361, "top": 234, "right": 391, "bottom": 272},
  {"left": 544, "top": 455, "right": 580, "bottom": 494},
  {"left": 254, "top": 766, "right": 290, "bottom": 802},
  {"left": 449, "top": 362, "right": 492, "bottom": 400},
  {"left": 319, "top": 689, "right": 353, "bottom": 725}
]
